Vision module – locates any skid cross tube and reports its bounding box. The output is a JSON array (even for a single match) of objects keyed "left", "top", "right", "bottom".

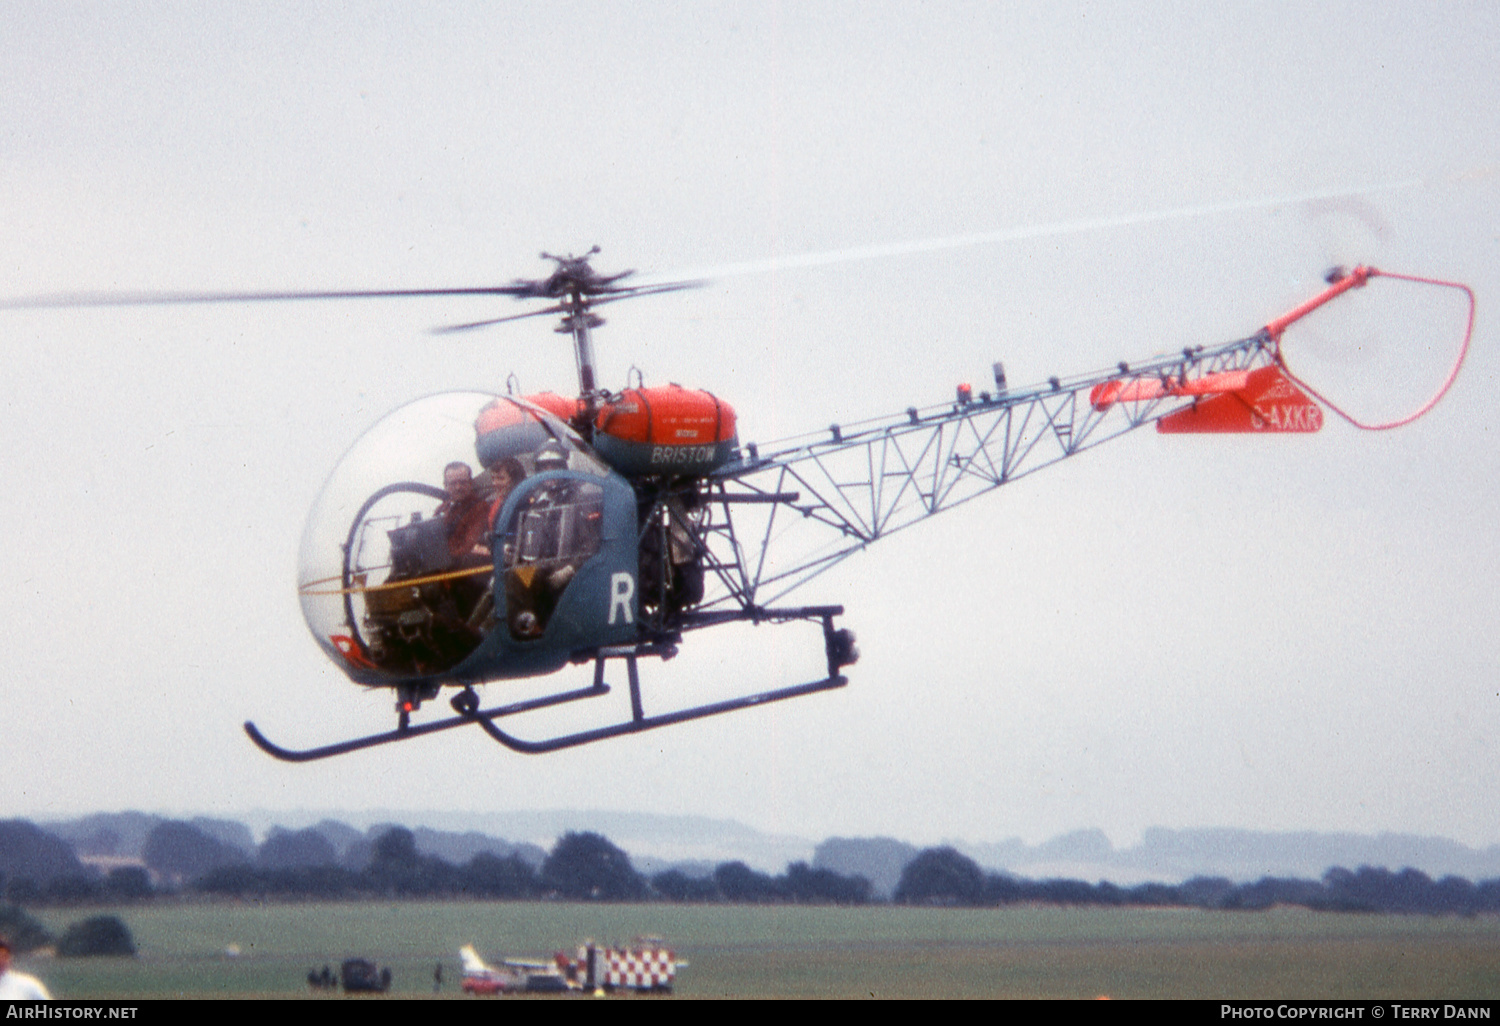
[
  {"left": 465, "top": 659, "right": 848, "bottom": 754},
  {"left": 464, "top": 609, "right": 852, "bottom": 753}
]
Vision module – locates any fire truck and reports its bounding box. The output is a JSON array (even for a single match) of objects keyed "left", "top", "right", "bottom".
[{"left": 562, "top": 937, "right": 684, "bottom": 993}]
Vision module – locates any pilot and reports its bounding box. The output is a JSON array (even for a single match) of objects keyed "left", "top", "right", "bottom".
[
  {"left": 534, "top": 440, "right": 569, "bottom": 475},
  {"left": 500, "top": 442, "right": 607, "bottom": 640},
  {"left": 501, "top": 444, "right": 575, "bottom": 639}
]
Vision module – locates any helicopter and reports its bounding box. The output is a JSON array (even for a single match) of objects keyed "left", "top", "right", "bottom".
[{"left": 4, "top": 250, "right": 1473, "bottom": 762}]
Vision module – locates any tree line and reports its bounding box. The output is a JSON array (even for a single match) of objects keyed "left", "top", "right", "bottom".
[
  {"left": 892, "top": 846, "right": 1500, "bottom": 915},
  {"left": 200, "top": 830, "right": 878, "bottom": 904},
  {"left": 8, "top": 818, "right": 1500, "bottom": 917}
]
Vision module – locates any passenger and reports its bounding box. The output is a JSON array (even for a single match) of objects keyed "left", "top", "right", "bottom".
[
  {"left": 487, "top": 457, "right": 527, "bottom": 533},
  {"left": 433, "top": 462, "right": 493, "bottom": 643},
  {"left": 436, "top": 462, "right": 491, "bottom": 564}
]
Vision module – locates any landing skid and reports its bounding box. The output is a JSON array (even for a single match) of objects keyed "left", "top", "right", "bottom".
[
  {"left": 245, "top": 608, "right": 853, "bottom": 762},
  {"left": 243, "top": 680, "right": 609, "bottom": 762}
]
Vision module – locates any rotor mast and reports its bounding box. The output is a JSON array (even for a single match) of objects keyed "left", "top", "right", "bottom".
[
  {"left": 536, "top": 247, "right": 618, "bottom": 438},
  {"left": 487, "top": 248, "right": 701, "bottom": 437},
  {"left": 557, "top": 278, "right": 603, "bottom": 422}
]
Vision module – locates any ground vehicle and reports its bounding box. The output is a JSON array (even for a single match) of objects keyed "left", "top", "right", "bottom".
[
  {"left": 459, "top": 944, "right": 571, "bottom": 994},
  {"left": 461, "top": 938, "right": 684, "bottom": 995},
  {"left": 339, "top": 957, "right": 392, "bottom": 993},
  {"left": 567, "top": 938, "right": 683, "bottom": 993}
]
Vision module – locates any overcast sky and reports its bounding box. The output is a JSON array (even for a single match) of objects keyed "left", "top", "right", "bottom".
[{"left": 2, "top": 2, "right": 1497, "bottom": 853}]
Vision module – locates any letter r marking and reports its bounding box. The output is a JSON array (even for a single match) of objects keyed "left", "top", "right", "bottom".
[{"left": 609, "top": 572, "right": 635, "bottom": 625}]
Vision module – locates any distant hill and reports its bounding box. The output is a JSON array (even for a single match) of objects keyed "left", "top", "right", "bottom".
[
  {"left": 236, "top": 808, "right": 816, "bottom": 873},
  {"left": 955, "top": 828, "right": 1500, "bottom": 885},
  {"left": 814, "top": 837, "right": 920, "bottom": 899},
  {"left": 32, "top": 810, "right": 1500, "bottom": 886},
  {"left": 42, "top": 813, "right": 546, "bottom": 874}
]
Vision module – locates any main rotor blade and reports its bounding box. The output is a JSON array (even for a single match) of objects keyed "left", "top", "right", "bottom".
[
  {"left": 648, "top": 178, "right": 1424, "bottom": 283},
  {"left": 3, "top": 273, "right": 702, "bottom": 317},
  {"left": 590, "top": 280, "right": 706, "bottom": 302},
  {"left": 0, "top": 283, "right": 540, "bottom": 310},
  {"left": 431, "top": 303, "right": 567, "bottom": 334},
  {"left": 428, "top": 281, "right": 703, "bottom": 334}
]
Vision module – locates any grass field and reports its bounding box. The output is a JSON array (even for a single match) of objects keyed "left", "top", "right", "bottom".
[{"left": 16, "top": 901, "right": 1500, "bottom": 999}]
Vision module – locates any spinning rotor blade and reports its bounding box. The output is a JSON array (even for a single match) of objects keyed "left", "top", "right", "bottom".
[
  {"left": 3, "top": 178, "right": 1422, "bottom": 319},
  {"left": 431, "top": 303, "right": 568, "bottom": 334},
  {"left": 591, "top": 279, "right": 706, "bottom": 302},
  {"left": 430, "top": 281, "right": 702, "bottom": 334},
  {"left": 3, "top": 255, "right": 703, "bottom": 341},
  {"left": 0, "top": 283, "right": 544, "bottom": 310},
  {"left": 646, "top": 178, "right": 1424, "bottom": 284}
]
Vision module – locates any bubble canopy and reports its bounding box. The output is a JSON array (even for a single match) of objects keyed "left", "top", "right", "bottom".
[{"left": 298, "top": 392, "right": 601, "bottom": 685}]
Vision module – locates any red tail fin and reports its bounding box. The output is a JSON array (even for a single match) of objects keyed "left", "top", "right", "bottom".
[{"left": 1156, "top": 365, "right": 1323, "bottom": 433}]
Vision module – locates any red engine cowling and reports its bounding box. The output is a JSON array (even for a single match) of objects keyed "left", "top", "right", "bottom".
[
  {"left": 592, "top": 385, "right": 738, "bottom": 476},
  {"left": 520, "top": 391, "right": 585, "bottom": 424}
]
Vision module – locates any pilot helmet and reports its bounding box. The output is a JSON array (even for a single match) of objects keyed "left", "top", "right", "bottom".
[{"left": 535, "top": 441, "right": 568, "bottom": 473}]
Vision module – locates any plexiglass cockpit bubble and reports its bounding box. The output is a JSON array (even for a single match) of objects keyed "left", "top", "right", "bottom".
[{"left": 298, "top": 392, "right": 608, "bottom": 685}]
